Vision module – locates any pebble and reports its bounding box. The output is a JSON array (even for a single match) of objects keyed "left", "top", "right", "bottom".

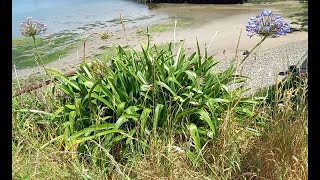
[{"left": 239, "top": 39, "right": 308, "bottom": 95}]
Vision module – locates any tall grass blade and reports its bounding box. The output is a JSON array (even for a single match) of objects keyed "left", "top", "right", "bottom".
[
  {"left": 47, "top": 68, "right": 80, "bottom": 91},
  {"left": 188, "top": 123, "right": 201, "bottom": 151},
  {"left": 140, "top": 108, "right": 152, "bottom": 136},
  {"left": 153, "top": 104, "right": 164, "bottom": 133}
]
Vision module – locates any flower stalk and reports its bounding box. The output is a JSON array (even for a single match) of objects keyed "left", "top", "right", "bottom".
[
  {"left": 83, "top": 32, "right": 110, "bottom": 64},
  {"left": 20, "top": 17, "right": 51, "bottom": 78},
  {"left": 239, "top": 36, "right": 267, "bottom": 66},
  {"left": 32, "top": 35, "right": 51, "bottom": 78}
]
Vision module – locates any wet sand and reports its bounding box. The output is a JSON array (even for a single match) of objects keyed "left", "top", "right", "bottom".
[{"left": 13, "top": 1, "right": 307, "bottom": 80}]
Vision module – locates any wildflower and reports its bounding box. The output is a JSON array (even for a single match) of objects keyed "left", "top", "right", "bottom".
[
  {"left": 239, "top": 9, "right": 291, "bottom": 66},
  {"left": 20, "top": 17, "right": 47, "bottom": 37},
  {"left": 246, "top": 9, "right": 290, "bottom": 38},
  {"left": 18, "top": 17, "right": 52, "bottom": 79}
]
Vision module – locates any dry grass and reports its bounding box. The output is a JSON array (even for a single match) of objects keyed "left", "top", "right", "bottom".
[
  {"left": 12, "top": 46, "right": 307, "bottom": 180},
  {"left": 239, "top": 79, "right": 308, "bottom": 179},
  {"left": 12, "top": 78, "right": 308, "bottom": 179}
]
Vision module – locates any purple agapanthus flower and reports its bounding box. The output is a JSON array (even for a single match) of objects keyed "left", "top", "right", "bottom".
[
  {"left": 20, "top": 17, "right": 48, "bottom": 37},
  {"left": 261, "top": 9, "right": 272, "bottom": 16},
  {"left": 246, "top": 9, "right": 291, "bottom": 38}
]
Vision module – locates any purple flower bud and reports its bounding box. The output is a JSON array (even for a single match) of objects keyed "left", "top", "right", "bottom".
[
  {"left": 262, "top": 9, "right": 272, "bottom": 16},
  {"left": 256, "top": 25, "right": 262, "bottom": 32}
]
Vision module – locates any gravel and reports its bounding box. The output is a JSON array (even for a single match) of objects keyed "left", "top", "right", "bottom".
[{"left": 238, "top": 39, "right": 308, "bottom": 95}]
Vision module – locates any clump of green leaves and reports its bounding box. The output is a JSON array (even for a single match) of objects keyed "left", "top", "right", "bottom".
[{"left": 45, "top": 39, "right": 258, "bottom": 171}]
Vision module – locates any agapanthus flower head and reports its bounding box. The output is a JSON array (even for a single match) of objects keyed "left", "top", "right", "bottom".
[
  {"left": 246, "top": 9, "right": 291, "bottom": 38},
  {"left": 20, "top": 17, "right": 48, "bottom": 37}
]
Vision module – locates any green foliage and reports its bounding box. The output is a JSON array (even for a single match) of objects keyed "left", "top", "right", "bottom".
[
  {"left": 12, "top": 6, "right": 308, "bottom": 177},
  {"left": 255, "top": 73, "right": 308, "bottom": 106},
  {"left": 12, "top": 38, "right": 307, "bottom": 179},
  {"left": 44, "top": 39, "right": 259, "bottom": 170},
  {"left": 136, "top": 17, "right": 193, "bottom": 36}
]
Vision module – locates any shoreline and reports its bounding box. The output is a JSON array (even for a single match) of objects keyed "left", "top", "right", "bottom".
[{"left": 12, "top": 1, "right": 307, "bottom": 81}]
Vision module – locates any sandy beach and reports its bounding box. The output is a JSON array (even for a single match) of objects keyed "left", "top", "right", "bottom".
[{"left": 13, "top": 0, "right": 308, "bottom": 93}]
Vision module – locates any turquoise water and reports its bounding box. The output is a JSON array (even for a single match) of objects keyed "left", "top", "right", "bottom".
[{"left": 12, "top": 0, "right": 163, "bottom": 38}]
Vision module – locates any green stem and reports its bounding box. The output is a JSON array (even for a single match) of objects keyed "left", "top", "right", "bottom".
[
  {"left": 32, "top": 35, "right": 52, "bottom": 79},
  {"left": 233, "top": 28, "right": 243, "bottom": 64},
  {"left": 239, "top": 36, "right": 267, "bottom": 66},
  {"left": 83, "top": 32, "right": 105, "bottom": 64}
]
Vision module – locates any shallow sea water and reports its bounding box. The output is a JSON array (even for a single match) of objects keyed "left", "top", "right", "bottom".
[{"left": 12, "top": 0, "right": 166, "bottom": 38}]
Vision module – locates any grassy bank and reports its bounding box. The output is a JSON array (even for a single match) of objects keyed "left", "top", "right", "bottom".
[
  {"left": 12, "top": 38, "right": 307, "bottom": 179},
  {"left": 12, "top": 33, "right": 81, "bottom": 69},
  {"left": 12, "top": 4, "right": 307, "bottom": 178},
  {"left": 136, "top": 17, "right": 194, "bottom": 36}
]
